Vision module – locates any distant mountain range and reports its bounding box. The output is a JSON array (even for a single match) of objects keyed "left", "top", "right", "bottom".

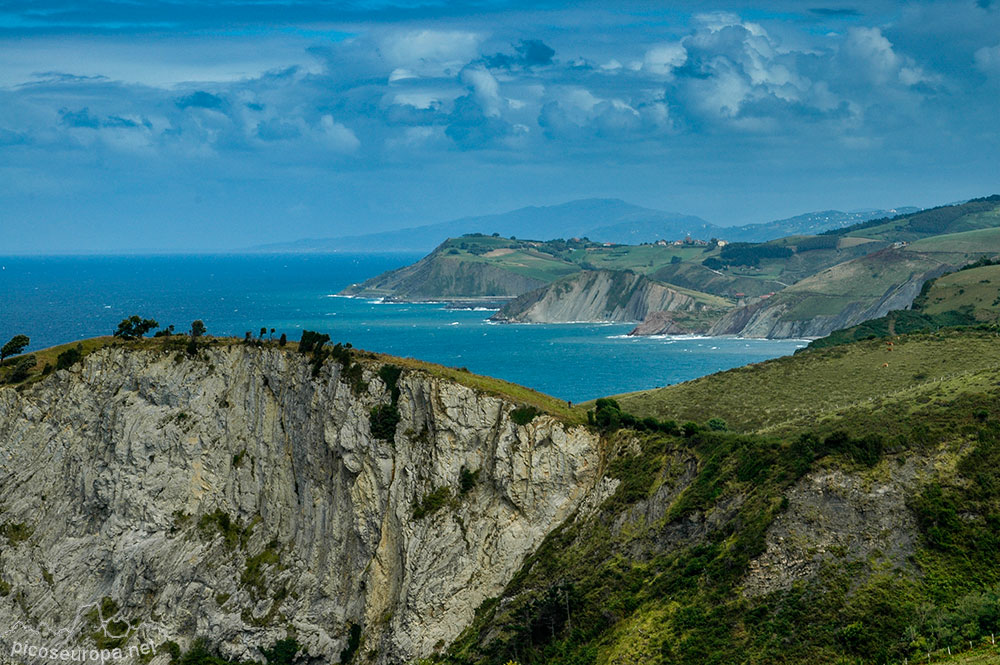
[{"left": 250, "top": 199, "right": 919, "bottom": 253}]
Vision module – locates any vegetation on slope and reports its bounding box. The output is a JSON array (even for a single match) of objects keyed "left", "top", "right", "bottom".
[{"left": 436, "top": 329, "right": 1000, "bottom": 665}]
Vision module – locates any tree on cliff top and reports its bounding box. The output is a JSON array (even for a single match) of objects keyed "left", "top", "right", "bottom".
[
  {"left": 113, "top": 316, "right": 159, "bottom": 340},
  {"left": 1, "top": 334, "right": 29, "bottom": 362}
]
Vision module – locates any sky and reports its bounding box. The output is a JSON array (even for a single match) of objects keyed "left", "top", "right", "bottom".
[{"left": 1, "top": 0, "right": 1000, "bottom": 253}]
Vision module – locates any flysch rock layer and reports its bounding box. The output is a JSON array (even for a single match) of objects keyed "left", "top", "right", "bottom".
[{"left": 0, "top": 346, "right": 601, "bottom": 664}]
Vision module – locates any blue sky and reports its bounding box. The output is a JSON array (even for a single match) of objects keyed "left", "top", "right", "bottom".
[{"left": 2, "top": 0, "right": 999, "bottom": 253}]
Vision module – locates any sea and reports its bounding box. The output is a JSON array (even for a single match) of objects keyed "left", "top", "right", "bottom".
[{"left": 0, "top": 253, "right": 806, "bottom": 402}]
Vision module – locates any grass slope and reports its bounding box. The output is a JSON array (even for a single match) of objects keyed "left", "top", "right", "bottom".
[
  {"left": 917, "top": 263, "right": 1000, "bottom": 319},
  {"left": 440, "top": 329, "right": 1000, "bottom": 665},
  {"left": 611, "top": 330, "right": 1000, "bottom": 433}
]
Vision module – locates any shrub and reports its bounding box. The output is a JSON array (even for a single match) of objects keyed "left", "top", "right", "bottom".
[
  {"left": 707, "top": 417, "right": 728, "bottom": 432},
  {"left": 56, "top": 344, "right": 83, "bottom": 370},
  {"left": 261, "top": 638, "right": 304, "bottom": 665},
  {"left": 298, "top": 330, "right": 329, "bottom": 354},
  {"left": 114, "top": 315, "right": 158, "bottom": 340},
  {"left": 6, "top": 355, "right": 35, "bottom": 383},
  {"left": 191, "top": 320, "right": 206, "bottom": 337},
  {"left": 370, "top": 404, "right": 401, "bottom": 441},
  {"left": 1, "top": 521, "right": 33, "bottom": 544},
  {"left": 278, "top": 333, "right": 287, "bottom": 346},
  {"left": 340, "top": 624, "right": 362, "bottom": 664},
  {"left": 378, "top": 364, "right": 403, "bottom": 404},
  {"left": 1, "top": 334, "right": 29, "bottom": 362},
  {"left": 681, "top": 421, "right": 702, "bottom": 437},
  {"left": 822, "top": 430, "right": 884, "bottom": 467},
  {"left": 460, "top": 467, "right": 480, "bottom": 494},
  {"left": 197, "top": 509, "right": 241, "bottom": 550},
  {"left": 511, "top": 406, "right": 540, "bottom": 425},
  {"left": 241, "top": 540, "right": 283, "bottom": 599},
  {"left": 413, "top": 487, "right": 452, "bottom": 519}
]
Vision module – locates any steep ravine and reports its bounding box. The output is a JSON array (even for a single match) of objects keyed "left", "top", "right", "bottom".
[{"left": 0, "top": 346, "right": 603, "bottom": 664}]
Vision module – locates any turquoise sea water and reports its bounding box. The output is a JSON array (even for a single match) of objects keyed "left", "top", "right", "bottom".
[{"left": 0, "top": 254, "right": 806, "bottom": 401}]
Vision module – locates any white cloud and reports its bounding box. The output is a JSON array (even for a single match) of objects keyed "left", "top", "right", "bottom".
[
  {"left": 841, "top": 27, "right": 938, "bottom": 87},
  {"left": 843, "top": 27, "right": 900, "bottom": 84},
  {"left": 391, "top": 92, "right": 443, "bottom": 110},
  {"left": 318, "top": 115, "right": 360, "bottom": 152},
  {"left": 643, "top": 43, "right": 687, "bottom": 77},
  {"left": 388, "top": 68, "right": 417, "bottom": 82},
  {"left": 380, "top": 30, "right": 483, "bottom": 78},
  {"left": 459, "top": 66, "right": 503, "bottom": 117},
  {"left": 974, "top": 44, "right": 1000, "bottom": 75}
]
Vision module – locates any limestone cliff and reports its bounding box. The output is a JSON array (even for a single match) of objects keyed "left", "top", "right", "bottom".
[
  {"left": 0, "top": 345, "right": 602, "bottom": 664},
  {"left": 490, "top": 270, "right": 728, "bottom": 324}
]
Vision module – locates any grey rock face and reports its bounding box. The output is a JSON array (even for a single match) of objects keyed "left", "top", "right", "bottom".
[
  {"left": 709, "top": 262, "right": 955, "bottom": 339},
  {"left": 742, "top": 465, "right": 920, "bottom": 597},
  {"left": 0, "top": 346, "right": 601, "bottom": 663},
  {"left": 492, "top": 270, "right": 707, "bottom": 324}
]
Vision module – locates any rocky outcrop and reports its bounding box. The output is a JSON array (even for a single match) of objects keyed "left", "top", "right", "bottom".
[
  {"left": 626, "top": 310, "right": 722, "bottom": 336},
  {"left": 0, "top": 346, "right": 601, "bottom": 664},
  {"left": 743, "top": 463, "right": 922, "bottom": 596},
  {"left": 709, "top": 254, "right": 955, "bottom": 338},
  {"left": 491, "top": 270, "right": 723, "bottom": 324}
]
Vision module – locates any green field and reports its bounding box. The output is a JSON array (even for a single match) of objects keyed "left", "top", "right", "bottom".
[
  {"left": 931, "top": 643, "right": 1000, "bottom": 664},
  {"left": 906, "top": 226, "right": 1000, "bottom": 255}
]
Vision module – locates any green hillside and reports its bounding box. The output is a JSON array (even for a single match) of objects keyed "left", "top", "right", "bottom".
[
  {"left": 340, "top": 234, "right": 735, "bottom": 301},
  {"left": 905, "top": 226, "right": 1000, "bottom": 255},
  {"left": 802, "top": 260, "right": 1000, "bottom": 350},
  {"left": 611, "top": 329, "right": 1000, "bottom": 433},
  {"left": 754, "top": 246, "right": 951, "bottom": 320},
  {"left": 829, "top": 195, "right": 1000, "bottom": 241},
  {"left": 918, "top": 263, "right": 1000, "bottom": 318},
  {"left": 443, "top": 329, "right": 1000, "bottom": 665}
]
